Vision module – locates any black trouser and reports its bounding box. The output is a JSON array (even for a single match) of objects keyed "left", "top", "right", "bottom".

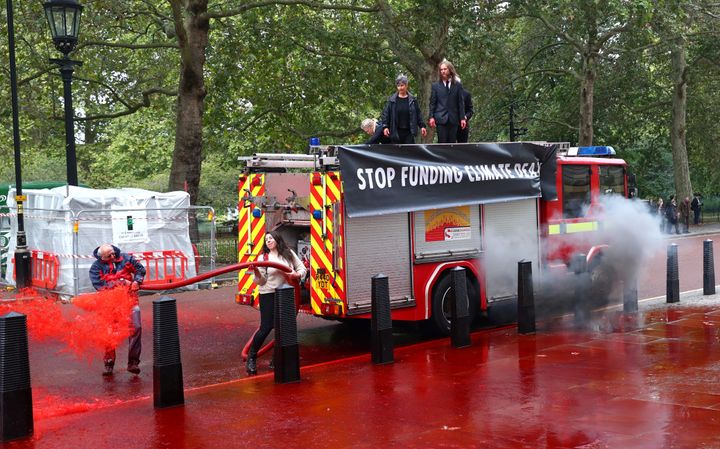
[
  {"left": 437, "top": 123, "right": 459, "bottom": 143},
  {"left": 249, "top": 292, "right": 275, "bottom": 354},
  {"left": 456, "top": 125, "right": 469, "bottom": 143},
  {"left": 395, "top": 128, "right": 414, "bottom": 144},
  {"left": 694, "top": 209, "right": 700, "bottom": 225}
]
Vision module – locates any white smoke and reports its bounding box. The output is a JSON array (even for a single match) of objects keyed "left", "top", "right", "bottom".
[
  {"left": 593, "top": 195, "right": 665, "bottom": 288},
  {"left": 482, "top": 195, "right": 665, "bottom": 321}
]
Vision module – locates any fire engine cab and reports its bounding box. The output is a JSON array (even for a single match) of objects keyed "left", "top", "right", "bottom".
[{"left": 235, "top": 142, "right": 631, "bottom": 334}]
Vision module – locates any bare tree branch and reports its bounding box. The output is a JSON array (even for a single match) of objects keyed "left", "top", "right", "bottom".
[
  {"left": 51, "top": 86, "right": 177, "bottom": 121},
  {"left": 80, "top": 41, "right": 179, "bottom": 50},
  {"left": 286, "top": 35, "right": 390, "bottom": 65},
  {"left": 203, "top": 0, "right": 379, "bottom": 20}
]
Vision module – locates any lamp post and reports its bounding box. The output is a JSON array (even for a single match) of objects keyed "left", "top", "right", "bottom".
[
  {"left": 6, "top": 0, "right": 31, "bottom": 288},
  {"left": 43, "top": 0, "right": 83, "bottom": 187}
]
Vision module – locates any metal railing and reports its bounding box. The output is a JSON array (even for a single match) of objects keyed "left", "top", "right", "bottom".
[{"left": 1, "top": 205, "right": 220, "bottom": 296}]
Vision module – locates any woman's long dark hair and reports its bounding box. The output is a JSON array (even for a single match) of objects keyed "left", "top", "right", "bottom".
[{"left": 262, "top": 230, "right": 294, "bottom": 263}]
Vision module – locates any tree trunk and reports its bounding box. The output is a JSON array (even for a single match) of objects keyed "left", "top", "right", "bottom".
[
  {"left": 670, "top": 39, "right": 693, "bottom": 201},
  {"left": 578, "top": 53, "right": 595, "bottom": 146},
  {"left": 415, "top": 62, "right": 436, "bottom": 143},
  {"left": 168, "top": 1, "right": 209, "bottom": 205}
]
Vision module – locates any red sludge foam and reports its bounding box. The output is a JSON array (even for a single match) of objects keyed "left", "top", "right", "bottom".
[{"left": 0, "top": 287, "right": 137, "bottom": 361}]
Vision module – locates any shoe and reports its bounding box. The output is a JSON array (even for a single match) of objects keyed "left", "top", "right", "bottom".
[
  {"left": 127, "top": 362, "right": 140, "bottom": 375},
  {"left": 246, "top": 352, "right": 257, "bottom": 376},
  {"left": 103, "top": 362, "right": 114, "bottom": 377}
]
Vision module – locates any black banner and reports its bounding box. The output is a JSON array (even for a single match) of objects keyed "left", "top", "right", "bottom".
[{"left": 337, "top": 142, "right": 557, "bottom": 218}]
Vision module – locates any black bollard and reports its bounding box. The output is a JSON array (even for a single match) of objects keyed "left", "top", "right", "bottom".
[
  {"left": 517, "top": 260, "right": 536, "bottom": 334},
  {"left": 450, "top": 267, "right": 471, "bottom": 348},
  {"left": 666, "top": 244, "right": 680, "bottom": 303},
  {"left": 704, "top": 240, "right": 715, "bottom": 296},
  {"left": 371, "top": 274, "right": 394, "bottom": 364},
  {"left": 274, "top": 284, "right": 300, "bottom": 384},
  {"left": 153, "top": 296, "right": 184, "bottom": 408},
  {"left": 571, "top": 254, "right": 591, "bottom": 325},
  {"left": 623, "top": 278, "right": 638, "bottom": 313},
  {"left": 0, "top": 312, "right": 33, "bottom": 441}
]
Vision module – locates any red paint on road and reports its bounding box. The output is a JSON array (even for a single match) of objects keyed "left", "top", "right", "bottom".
[{"left": 6, "top": 304, "right": 720, "bottom": 448}]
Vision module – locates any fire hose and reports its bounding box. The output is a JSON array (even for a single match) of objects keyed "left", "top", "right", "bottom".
[{"left": 140, "top": 261, "right": 298, "bottom": 362}]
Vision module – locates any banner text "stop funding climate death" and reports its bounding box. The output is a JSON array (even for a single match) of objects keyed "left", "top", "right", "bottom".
[{"left": 356, "top": 163, "right": 541, "bottom": 191}]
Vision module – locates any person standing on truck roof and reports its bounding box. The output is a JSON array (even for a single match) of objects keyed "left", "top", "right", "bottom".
[
  {"left": 89, "top": 243, "right": 145, "bottom": 377},
  {"left": 381, "top": 74, "right": 427, "bottom": 144},
  {"left": 428, "top": 59, "right": 467, "bottom": 143},
  {"left": 361, "top": 118, "right": 391, "bottom": 145},
  {"left": 456, "top": 87, "right": 473, "bottom": 143},
  {"left": 247, "top": 231, "right": 306, "bottom": 376}
]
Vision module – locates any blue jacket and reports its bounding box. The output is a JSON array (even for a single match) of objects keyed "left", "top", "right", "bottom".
[{"left": 89, "top": 245, "right": 146, "bottom": 291}]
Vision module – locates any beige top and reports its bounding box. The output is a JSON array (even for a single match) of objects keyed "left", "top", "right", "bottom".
[{"left": 253, "top": 250, "right": 307, "bottom": 294}]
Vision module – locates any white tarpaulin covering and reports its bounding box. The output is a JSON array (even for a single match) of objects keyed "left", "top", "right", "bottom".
[{"left": 4, "top": 186, "right": 197, "bottom": 295}]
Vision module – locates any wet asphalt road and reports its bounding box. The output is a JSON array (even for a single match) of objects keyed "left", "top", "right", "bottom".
[{"left": 12, "top": 227, "right": 720, "bottom": 420}]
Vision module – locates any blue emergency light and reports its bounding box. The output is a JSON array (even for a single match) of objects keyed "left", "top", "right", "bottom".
[{"left": 576, "top": 146, "right": 616, "bottom": 157}]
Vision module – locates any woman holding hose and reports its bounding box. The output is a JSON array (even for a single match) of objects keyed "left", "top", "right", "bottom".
[{"left": 247, "top": 231, "right": 306, "bottom": 376}]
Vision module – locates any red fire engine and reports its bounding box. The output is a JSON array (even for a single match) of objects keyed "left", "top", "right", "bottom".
[{"left": 235, "top": 143, "right": 631, "bottom": 334}]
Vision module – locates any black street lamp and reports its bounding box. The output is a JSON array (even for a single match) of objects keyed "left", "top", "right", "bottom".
[
  {"left": 43, "top": 0, "right": 83, "bottom": 186},
  {"left": 6, "top": 0, "right": 31, "bottom": 288}
]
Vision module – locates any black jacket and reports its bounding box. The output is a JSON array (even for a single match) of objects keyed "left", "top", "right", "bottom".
[
  {"left": 461, "top": 88, "right": 473, "bottom": 121},
  {"left": 365, "top": 120, "right": 392, "bottom": 144},
  {"left": 381, "top": 93, "right": 425, "bottom": 143},
  {"left": 429, "top": 80, "right": 466, "bottom": 126}
]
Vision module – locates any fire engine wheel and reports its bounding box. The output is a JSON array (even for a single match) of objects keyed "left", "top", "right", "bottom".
[{"left": 429, "top": 272, "right": 479, "bottom": 336}]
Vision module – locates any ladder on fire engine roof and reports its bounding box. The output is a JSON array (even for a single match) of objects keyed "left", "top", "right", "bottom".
[
  {"left": 240, "top": 150, "right": 339, "bottom": 170},
  {"left": 240, "top": 142, "right": 571, "bottom": 170}
]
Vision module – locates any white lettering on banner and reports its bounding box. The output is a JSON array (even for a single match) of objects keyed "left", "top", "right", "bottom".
[
  {"left": 357, "top": 167, "right": 396, "bottom": 190},
  {"left": 444, "top": 226, "right": 471, "bottom": 241},
  {"left": 355, "top": 163, "right": 540, "bottom": 191}
]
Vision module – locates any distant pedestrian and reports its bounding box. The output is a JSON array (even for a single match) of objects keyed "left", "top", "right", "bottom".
[
  {"left": 428, "top": 59, "right": 467, "bottom": 143},
  {"left": 456, "top": 87, "right": 473, "bottom": 143},
  {"left": 381, "top": 74, "right": 427, "bottom": 144},
  {"left": 691, "top": 193, "right": 702, "bottom": 225},
  {"left": 656, "top": 197, "right": 665, "bottom": 232},
  {"left": 89, "top": 243, "right": 145, "bottom": 376},
  {"left": 679, "top": 197, "right": 691, "bottom": 233},
  {"left": 665, "top": 195, "right": 679, "bottom": 235}
]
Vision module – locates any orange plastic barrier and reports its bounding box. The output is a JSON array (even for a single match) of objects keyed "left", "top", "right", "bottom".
[
  {"left": 131, "top": 250, "right": 188, "bottom": 287},
  {"left": 13, "top": 250, "right": 60, "bottom": 290}
]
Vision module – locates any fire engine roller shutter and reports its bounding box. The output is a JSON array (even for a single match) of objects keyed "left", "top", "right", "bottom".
[
  {"left": 344, "top": 213, "right": 412, "bottom": 312},
  {"left": 483, "top": 198, "right": 541, "bottom": 302}
]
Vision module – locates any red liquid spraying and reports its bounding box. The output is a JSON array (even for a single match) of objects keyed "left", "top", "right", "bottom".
[{"left": 0, "top": 287, "right": 137, "bottom": 361}]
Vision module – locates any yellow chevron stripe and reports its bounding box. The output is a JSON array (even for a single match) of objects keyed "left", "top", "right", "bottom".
[
  {"left": 326, "top": 175, "right": 341, "bottom": 200},
  {"left": 310, "top": 259, "right": 341, "bottom": 301},
  {"left": 312, "top": 262, "right": 344, "bottom": 293}
]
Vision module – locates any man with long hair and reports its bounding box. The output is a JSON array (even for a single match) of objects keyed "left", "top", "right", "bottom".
[{"left": 428, "top": 59, "right": 467, "bottom": 143}]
